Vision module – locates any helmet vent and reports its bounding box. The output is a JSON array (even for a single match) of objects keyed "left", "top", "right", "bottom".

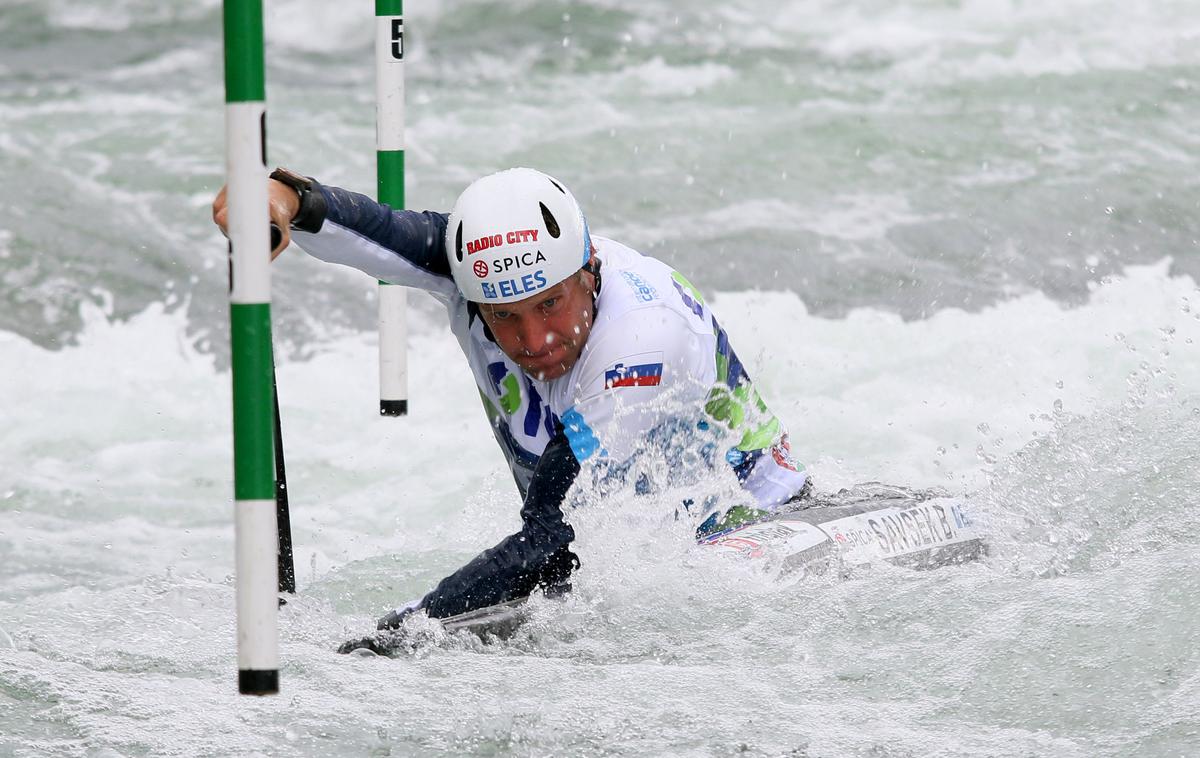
[
  {"left": 455, "top": 221, "right": 464, "bottom": 262},
  {"left": 539, "top": 202, "right": 561, "bottom": 238},
  {"left": 549, "top": 178, "right": 567, "bottom": 194}
]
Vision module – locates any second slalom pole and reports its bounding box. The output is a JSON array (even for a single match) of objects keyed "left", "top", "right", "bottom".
[{"left": 376, "top": 0, "right": 408, "bottom": 417}]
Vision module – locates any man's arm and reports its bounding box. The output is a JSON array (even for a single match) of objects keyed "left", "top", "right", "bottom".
[
  {"left": 381, "top": 424, "right": 582, "bottom": 625},
  {"left": 211, "top": 174, "right": 456, "bottom": 295},
  {"left": 289, "top": 181, "right": 458, "bottom": 296}
]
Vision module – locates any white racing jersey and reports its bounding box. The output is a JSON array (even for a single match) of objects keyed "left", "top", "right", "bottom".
[{"left": 296, "top": 213, "right": 808, "bottom": 510}]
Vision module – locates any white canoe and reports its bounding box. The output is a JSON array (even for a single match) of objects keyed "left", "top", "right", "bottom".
[
  {"left": 698, "top": 482, "right": 985, "bottom": 572},
  {"left": 341, "top": 483, "right": 987, "bottom": 651},
  {"left": 437, "top": 483, "right": 985, "bottom": 636}
]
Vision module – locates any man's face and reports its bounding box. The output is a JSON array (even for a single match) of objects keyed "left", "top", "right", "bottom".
[{"left": 478, "top": 270, "right": 596, "bottom": 381}]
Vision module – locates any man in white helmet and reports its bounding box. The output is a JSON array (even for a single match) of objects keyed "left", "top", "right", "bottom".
[{"left": 212, "top": 167, "right": 810, "bottom": 634}]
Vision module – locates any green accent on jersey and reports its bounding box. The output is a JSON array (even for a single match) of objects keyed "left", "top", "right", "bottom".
[
  {"left": 671, "top": 271, "right": 705, "bottom": 306},
  {"left": 738, "top": 414, "right": 781, "bottom": 452},
  {"left": 230, "top": 303, "right": 275, "bottom": 500},
  {"left": 688, "top": 272, "right": 785, "bottom": 454},
  {"left": 498, "top": 374, "right": 521, "bottom": 415},
  {"left": 705, "top": 384, "right": 779, "bottom": 451},
  {"left": 377, "top": 150, "right": 405, "bottom": 208},
  {"left": 479, "top": 372, "right": 521, "bottom": 421},
  {"left": 695, "top": 504, "right": 771, "bottom": 539},
  {"left": 714, "top": 349, "right": 730, "bottom": 385},
  {"left": 376, "top": 0, "right": 403, "bottom": 15},
  {"left": 705, "top": 389, "right": 744, "bottom": 430},
  {"left": 479, "top": 391, "right": 500, "bottom": 423},
  {"left": 223, "top": 0, "right": 266, "bottom": 103}
]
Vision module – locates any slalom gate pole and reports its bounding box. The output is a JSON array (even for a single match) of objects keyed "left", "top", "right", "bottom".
[
  {"left": 376, "top": 0, "right": 409, "bottom": 417},
  {"left": 273, "top": 368, "right": 296, "bottom": 595},
  {"left": 223, "top": 0, "right": 279, "bottom": 696}
]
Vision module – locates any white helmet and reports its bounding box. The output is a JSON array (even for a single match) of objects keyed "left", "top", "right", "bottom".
[{"left": 446, "top": 168, "right": 592, "bottom": 304}]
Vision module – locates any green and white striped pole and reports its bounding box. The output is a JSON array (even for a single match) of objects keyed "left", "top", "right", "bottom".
[
  {"left": 376, "top": 0, "right": 409, "bottom": 417},
  {"left": 223, "top": 0, "right": 279, "bottom": 696}
]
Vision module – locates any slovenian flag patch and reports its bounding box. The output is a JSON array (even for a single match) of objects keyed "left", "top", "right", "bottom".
[{"left": 604, "top": 358, "right": 664, "bottom": 389}]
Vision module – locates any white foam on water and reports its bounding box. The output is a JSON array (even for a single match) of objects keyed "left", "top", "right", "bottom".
[
  {"left": 623, "top": 58, "right": 737, "bottom": 97},
  {"left": 264, "top": 0, "right": 373, "bottom": 55},
  {"left": 625, "top": 193, "right": 938, "bottom": 247},
  {"left": 767, "top": 0, "right": 1200, "bottom": 84},
  {"left": 44, "top": 0, "right": 220, "bottom": 32},
  {"left": 1, "top": 262, "right": 1197, "bottom": 755},
  {"left": 718, "top": 260, "right": 1200, "bottom": 489}
]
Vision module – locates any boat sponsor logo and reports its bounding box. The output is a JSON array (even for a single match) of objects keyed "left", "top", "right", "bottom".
[
  {"left": 706, "top": 519, "right": 827, "bottom": 557},
  {"left": 739, "top": 522, "right": 802, "bottom": 543},
  {"left": 473, "top": 259, "right": 489, "bottom": 278},
  {"left": 466, "top": 228, "right": 540, "bottom": 255},
  {"left": 620, "top": 270, "right": 659, "bottom": 302},
  {"left": 480, "top": 269, "right": 548, "bottom": 300},
  {"left": 862, "top": 502, "right": 968, "bottom": 556},
  {"left": 604, "top": 357, "right": 664, "bottom": 389},
  {"left": 712, "top": 536, "right": 765, "bottom": 558},
  {"left": 825, "top": 523, "right": 876, "bottom": 551},
  {"left": 771, "top": 520, "right": 829, "bottom": 552}
]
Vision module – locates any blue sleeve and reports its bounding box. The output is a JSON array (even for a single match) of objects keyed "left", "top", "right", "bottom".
[
  {"left": 317, "top": 184, "right": 452, "bottom": 278},
  {"left": 399, "top": 425, "right": 582, "bottom": 621},
  {"left": 289, "top": 182, "right": 459, "bottom": 295}
]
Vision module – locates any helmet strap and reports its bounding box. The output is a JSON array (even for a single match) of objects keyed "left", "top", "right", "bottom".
[
  {"left": 466, "top": 301, "right": 497, "bottom": 344},
  {"left": 582, "top": 257, "right": 602, "bottom": 301}
]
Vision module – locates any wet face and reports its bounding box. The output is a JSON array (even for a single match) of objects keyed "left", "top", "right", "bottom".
[{"left": 478, "top": 269, "right": 597, "bottom": 381}]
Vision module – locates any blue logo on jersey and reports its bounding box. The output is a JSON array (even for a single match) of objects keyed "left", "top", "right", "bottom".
[
  {"left": 620, "top": 270, "right": 658, "bottom": 302},
  {"left": 562, "top": 406, "right": 604, "bottom": 461}
]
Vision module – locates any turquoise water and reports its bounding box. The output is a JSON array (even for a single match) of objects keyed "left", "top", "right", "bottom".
[{"left": 1, "top": 0, "right": 1199, "bottom": 755}]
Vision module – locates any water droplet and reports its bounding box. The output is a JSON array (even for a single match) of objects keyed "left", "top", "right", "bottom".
[
  {"left": 1055, "top": 380, "right": 1064, "bottom": 389},
  {"left": 976, "top": 422, "right": 990, "bottom": 435},
  {"left": 1053, "top": 399, "right": 1064, "bottom": 414},
  {"left": 1105, "top": 206, "right": 1114, "bottom": 215}
]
